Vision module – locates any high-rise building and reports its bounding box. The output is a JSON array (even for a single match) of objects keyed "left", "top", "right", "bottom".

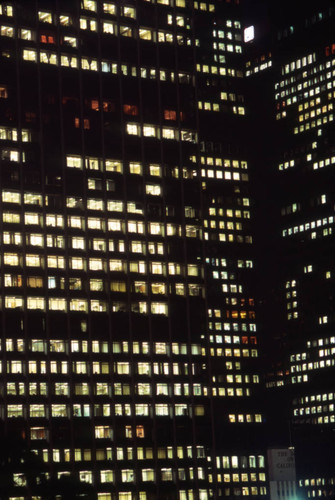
[
  {"left": 0, "top": 1, "right": 267, "bottom": 499},
  {"left": 245, "top": 2, "right": 335, "bottom": 499}
]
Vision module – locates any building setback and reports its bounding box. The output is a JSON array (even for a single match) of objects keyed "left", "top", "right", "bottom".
[{"left": 0, "top": 1, "right": 267, "bottom": 499}]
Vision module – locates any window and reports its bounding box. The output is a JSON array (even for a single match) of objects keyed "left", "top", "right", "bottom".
[
  {"left": 139, "top": 28, "right": 152, "bottom": 40},
  {"left": 40, "top": 34, "right": 55, "bottom": 44},
  {"left": 27, "top": 277, "right": 43, "bottom": 288},
  {"left": 103, "top": 21, "right": 116, "bottom": 34},
  {"left": 123, "top": 104, "right": 138, "bottom": 115},
  {"left": 59, "top": 14, "right": 71, "bottom": 25},
  {"left": 63, "top": 36, "right": 77, "bottom": 48},
  {"left": 103, "top": 2, "right": 116, "bottom": 14},
  {"left": 82, "top": 0, "right": 97, "bottom": 11},
  {"left": 143, "top": 125, "right": 156, "bottom": 137},
  {"left": 129, "top": 162, "right": 142, "bottom": 175},
  {"left": 146, "top": 184, "right": 161, "bottom": 196},
  {"left": 126, "top": 123, "right": 140, "bottom": 135},
  {"left": 164, "top": 110, "right": 177, "bottom": 120},
  {"left": 149, "top": 164, "right": 161, "bottom": 176},
  {"left": 67, "top": 155, "right": 82, "bottom": 169},
  {"left": 38, "top": 11, "right": 52, "bottom": 23},
  {"left": 22, "top": 48, "right": 37, "bottom": 62},
  {"left": 1, "top": 25, "right": 14, "bottom": 37},
  {"left": 0, "top": 85, "right": 8, "bottom": 98},
  {"left": 105, "top": 159, "right": 122, "bottom": 172}
]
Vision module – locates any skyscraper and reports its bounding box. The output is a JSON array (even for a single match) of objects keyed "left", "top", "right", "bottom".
[
  {"left": 0, "top": 1, "right": 267, "bottom": 499},
  {"left": 245, "top": 1, "right": 335, "bottom": 498}
]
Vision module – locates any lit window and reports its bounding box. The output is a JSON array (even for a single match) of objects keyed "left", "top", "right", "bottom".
[
  {"left": 143, "top": 125, "right": 156, "bottom": 137},
  {"left": 105, "top": 159, "right": 122, "bottom": 172},
  {"left": 82, "top": 0, "right": 97, "bottom": 12},
  {"left": 120, "top": 25, "right": 133, "bottom": 37},
  {"left": 23, "top": 49, "right": 37, "bottom": 62},
  {"left": 1, "top": 25, "right": 14, "bottom": 37},
  {"left": 139, "top": 28, "right": 152, "bottom": 40},
  {"left": 162, "top": 128, "right": 176, "bottom": 140},
  {"left": 146, "top": 184, "right": 161, "bottom": 196},
  {"left": 103, "top": 3, "right": 116, "bottom": 15},
  {"left": 5, "top": 296, "right": 23, "bottom": 309},
  {"left": 49, "top": 298, "right": 66, "bottom": 311},
  {"left": 126, "top": 123, "right": 140, "bottom": 135},
  {"left": 67, "top": 155, "right": 82, "bottom": 169},
  {"left": 129, "top": 162, "right": 142, "bottom": 174},
  {"left": 164, "top": 110, "right": 177, "bottom": 120},
  {"left": 27, "top": 297, "right": 45, "bottom": 310},
  {"left": 38, "top": 11, "right": 52, "bottom": 23},
  {"left": 4, "top": 253, "right": 19, "bottom": 266},
  {"left": 151, "top": 303, "right": 168, "bottom": 315},
  {"left": 123, "top": 104, "right": 138, "bottom": 115},
  {"left": 63, "top": 36, "right": 77, "bottom": 48}
]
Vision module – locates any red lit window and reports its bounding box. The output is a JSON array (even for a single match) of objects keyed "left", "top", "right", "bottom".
[
  {"left": 74, "top": 117, "right": 80, "bottom": 128},
  {"left": 332, "top": 44, "right": 335, "bottom": 54},
  {"left": 123, "top": 104, "right": 138, "bottom": 116},
  {"left": 325, "top": 46, "right": 330, "bottom": 56},
  {"left": 242, "top": 336, "right": 248, "bottom": 344},
  {"left": 179, "top": 111, "right": 185, "bottom": 121},
  {"left": 164, "top": 109, "right": 177, "bottom": 120},
  {"left": 250, "top": 337, "right": 257, "bottom": 345},
  {"left": 40, "top": 34, "right": 55, "bottom": 44}
]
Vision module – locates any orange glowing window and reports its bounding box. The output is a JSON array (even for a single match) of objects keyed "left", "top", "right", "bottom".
[
  {"left": 123, "top": 104, "right": 138, "bottom": 116},
  {"left": 103, "top": 100, "right": 114, "bottom": 112},
  {"left": 91, "top": 99, "right": 99, "bottom": 111},
  {"left": 74, "top": 117, "right": 80, "bottom": 128},
  {"left": 83, "top": 119, "right": 90, "bottom": 130},
  {"left": 164, "top": 109, "right": 177, "bottom": 120},
  {"left": 40, "top": 34, "right": 55, "bottom": 43},
  {"left": 136, "top": 425, "right": 145, "bottom": 438}
]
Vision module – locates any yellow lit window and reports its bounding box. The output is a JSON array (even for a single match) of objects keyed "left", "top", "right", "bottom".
[
  {"left": 38, "top": 11, "right": 52, "bottom": 23},
  {"left": 82, "top": 0, "right": 97, "bottom": 12}
]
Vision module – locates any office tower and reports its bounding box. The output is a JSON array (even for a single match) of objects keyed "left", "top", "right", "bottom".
[
  {"left": 0, "top": 0, "right": 267, "bottom": 499},
  {"left": 245, "top": 1, "right": 335, "bottom": 499}
]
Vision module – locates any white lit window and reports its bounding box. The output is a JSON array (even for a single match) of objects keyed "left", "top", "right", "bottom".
[
  {"left": 126, "top": 123, "right": 140, "bottom": 135},
  {"left": 143, "top": 125, "right": 156, "bottom": 137},
  {"left": 23, "top": 49, "right": 37, "bottom": 62},
  {"left": 67, "top": 155, "right": 82, "bottom": 169},
  {"left": 82, "top": 0, "right": 97, "bottom": 11},
  {"left": 146, "top": 184, "right": 161, "bottom": 196}
]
